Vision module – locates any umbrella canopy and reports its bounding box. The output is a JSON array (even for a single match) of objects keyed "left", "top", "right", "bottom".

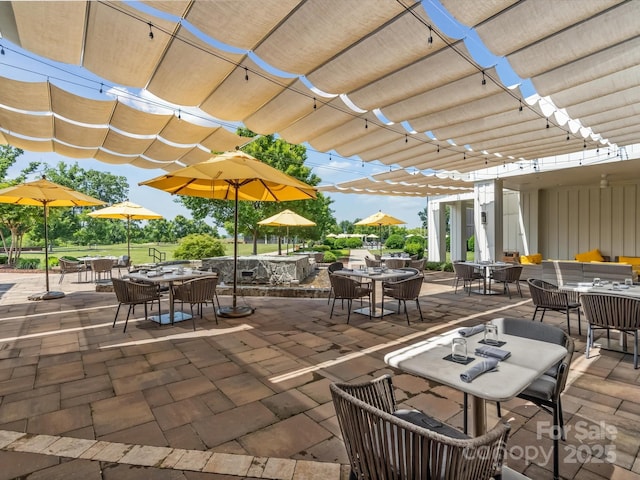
[
  {"left": 88, "top": 201, "right": 163, "bottom": 259},
  {"left": 355, "top": 211, "right": 406, "bottom": 227},
  {"left": 355, "top": 211, "right": 406, "bottom": 256},
  {"left": 0, "top": 177, "right": 105, "bottom": 299},
  {"left": 258, "top": 209, "right": 316, "bottom": 255},
  {"left": 140, "top": 150, "right": 316, "bottom": 317}
]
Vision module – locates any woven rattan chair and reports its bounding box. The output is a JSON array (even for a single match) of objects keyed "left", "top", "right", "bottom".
[
  {"left": 115, "top": 255, "right": 131, "bottom": 277},
  {"left": 381, "top": 274, "right": 424, "bottom": 324},
  {"left": 408, "top": 258, "right": 426, "bottom": 272},
  {"left": 527, "top": 278, "right": 581, "bottom": 335},
  {"left": 326, "top": 261, "right": 344, "bottom": 305},
  {"left": 329, "top": 273, "right": 371, "bottom": 323},
  {"left": 384, "top": 258, "right": 407, "bottom": 269},
  {"left": 493, "top": 318, "right": 574, "bottom": 480},
  {"left": 112, "top": 277, "right": 162, "bottom": 333},
  {"left": 58, "top": 257, "right": 87, "bottom": 284},
  {"left": 91, "top": 258, "right": 114, "bottom": 283},
  {"left": 172, "top": 276, "right": 219, "bottom": 330},
  {"left": 580, "top": 292, "right": 640, "bottom": 369},
  {"left": 331, "top": 375, "right": 519, "bottom": 480},
  {"left": 364, "top": 256, "right": 381, "bottom": 268},
  {"left": 452, "top": 262, "right": 483, "bottom": 295},
  {"left": 491, "top": 265, "right": 523, "bottom": 299}
]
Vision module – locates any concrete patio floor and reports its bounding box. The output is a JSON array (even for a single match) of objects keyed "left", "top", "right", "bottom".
[{"left": 0, "top": 255, "right": 639, "bottom": 479}]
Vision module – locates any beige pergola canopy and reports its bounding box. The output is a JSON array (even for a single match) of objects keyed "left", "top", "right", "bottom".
[{"left": 0, "top": 0, "right": 638, "bottom": 178}]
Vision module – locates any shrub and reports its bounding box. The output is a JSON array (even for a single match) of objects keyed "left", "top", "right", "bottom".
[
  {"left": 0, "top": 256, "right": 7, "bottom": 265},
  {"left": 467, "top": 235, "right": 475, "bottom": 252},
  {"left": 385, "top": 234, "right": 405, "bottom": 249},
  {"left": 424, "top": 261, "right": 453, "bottom": 272},
  {"left": 404, "top": 242, "right": 423, "bottom": 259},
  {"left": 17, "top": 257, "right": 40, "bottom": 269},
  {"left": 174, "top": 234, "right": 226, "bottom": 260},
  {"left": 323, "top": 251, "right": 337, "bottom": 263},
  {"left": 345, "top": 237, "right": 363, "bottom": 248}
]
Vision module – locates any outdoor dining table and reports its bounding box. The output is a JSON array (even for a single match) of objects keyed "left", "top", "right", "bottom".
[
  {"left": 125, "top": 269, "right": 216, "bottom": 325},
  {"left": 334, "top": 267, "right": 413, "bottom": 318},
  {"left": 463, "top": 261, "right": 509, "bottom": 295},
  {"left": 384, "top": 325, "right": 567, "bottom": 436}
]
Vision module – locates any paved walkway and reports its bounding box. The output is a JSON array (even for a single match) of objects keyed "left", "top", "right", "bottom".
[{"left": 0, "top": 258, "right": 639, "bottom": 479}]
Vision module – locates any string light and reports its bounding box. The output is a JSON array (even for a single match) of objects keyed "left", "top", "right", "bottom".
[
  {"left": 0, "top": 45, "right": 5, "bottom": 55},
  {"left": 436, "top": 144, "right": 440, "bottom": 153},
  {"left": 427, "top": 26, "right": 433, "bottom": 47},
  {"left": 148, "top": 23, "right": 154, "bottom": 39},
  {"left": 405, "top": 134, "right": 408, "bottom": 143},
  {"left": 313, "top": 97, "right": 317, "bottom": 110},
  {"left": 177, "top": 108, "right": 181, "bottom": 120},
  {"left": 566, "top": 132, "right": 570, "bottom": 141},
  {"left": 481, "top": 71, "right": 486, "bottom": 86},
  {"left": 546, "top": 118, "right": 549, "bottom": 129},
  {"left": 244, "top": 67, "right": 249, "bottom": 81},
  {"left": 99, "top": 83, "right": 103, "bottom": 94},
  {"left": 463, "top": 152, "right": 466, "bottom": 160},
  {"left": 365, "top": 118, "right": 368, "bottom": 129},
  {"left": 518, "top": 100, "right": 523, "bottom": 112}
]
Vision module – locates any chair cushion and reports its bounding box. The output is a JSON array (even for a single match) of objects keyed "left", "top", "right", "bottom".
[
  {"left": 393, "top": 409, "right": 469, "bottom": 439},
  {"left": 519, "top": 374, "right": 555, "bottom": 401},
  {"left": 575, "top": 248, "right": 604, "bottom": 262}
]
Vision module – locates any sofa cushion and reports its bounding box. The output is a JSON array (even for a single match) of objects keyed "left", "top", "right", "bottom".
[{"left": 575, "top": 249, "right": 604, "bottom": 262}]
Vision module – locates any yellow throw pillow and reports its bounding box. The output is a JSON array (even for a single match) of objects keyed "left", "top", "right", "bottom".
[
  {"left": 520, "top": 254, "right": 542, "bottom": 265},
  {"left": 575, "top": 249, "right": 604, "bottom": 262}
]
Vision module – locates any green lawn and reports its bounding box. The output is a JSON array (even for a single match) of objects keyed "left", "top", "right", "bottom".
[{"left": 19, "top": 242, "right": 283, "bottom": 267}]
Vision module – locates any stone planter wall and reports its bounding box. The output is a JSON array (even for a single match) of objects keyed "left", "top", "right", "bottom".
[{"left": 202, "top": 255, "right": 312, "bottom": 284}]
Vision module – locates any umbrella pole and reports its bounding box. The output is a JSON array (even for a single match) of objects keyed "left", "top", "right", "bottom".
[
  {"left": 127, "top": 216, "right": 131, "bottom": 259},
  {"left": 28, "top": 203, "right": 65, "bottom": 300},
  {"left": 218, "top": 186, "right": 254, "bottom": 318},
  {"left": 44, "top": 204, "right": 50, "bottom": 293}
]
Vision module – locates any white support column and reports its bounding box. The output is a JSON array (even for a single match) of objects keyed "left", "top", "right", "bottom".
[
  {"left": 474, "top": 179, "right": 503, "bottom": 262},
  {"left": 428, "top": 199, "right": 447, "bottom": 262},
  {"left": 450, "top": 201, "right": 467, "bottom": 262}
]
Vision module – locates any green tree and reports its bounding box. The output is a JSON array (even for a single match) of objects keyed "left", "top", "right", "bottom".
[
  {"left": 0, "top": 146, "right": 41, "bottom": 265},
  {"left": 179, "top": 131, "right": 335, "bottom": 254},
  {"left": 40, "top": 162, "right": 129, "bottom": 246}
]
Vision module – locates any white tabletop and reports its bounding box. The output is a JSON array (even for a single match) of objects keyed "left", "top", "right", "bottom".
[
  {"left": 560, "top": 282, "right": 640, "bottom": 298},
  {"left": 125, "top": 270, "right": 215, "bottom": 284},
  {"left": 384, "top": 327, "right": 567, "bottom": 403},
  {"left": 334, "top": 268, "right": 413, "bottom": 281}
]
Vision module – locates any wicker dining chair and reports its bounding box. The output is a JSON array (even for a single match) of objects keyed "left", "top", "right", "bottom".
[
  {"left": 452, "top": 262, "right": 483, "bottom": 295},
  {"left": 328, "top": 273, "right": 371, "bottom": 323},
  {"left": 381, "top": 274, "right": 424, "bottom": 324},
  {"left": 491, "top": 265, "right": 523, "bottom": 298},
  {"left": 527, "top": 278, "right": 581, "bottom": 335},
  {"left": 112, "top": 277, "right": 162, "bottom": 333},
  {"left": 331, "top": 375, "right": 520, "bottom": 480},
  {"left": 364, "top": 256, "right": 381, "bottom": 268},
  {"left": 580, "top": 292, "right": 640, "bottom": 369},
  {"left": 91, "top": 258, "right": 114, "bottom": 283},
  {"left": 172, "top": 276, "right": 219, "bottom": 330},
  {"left": 384, "top": 258, "right": 407, "bottom": 269},
  {"left": 58, "top": 257, "right": 87, "bottom": 284},
  {"left": 326, "top": 261, "right": 344, "bottom": 305}
]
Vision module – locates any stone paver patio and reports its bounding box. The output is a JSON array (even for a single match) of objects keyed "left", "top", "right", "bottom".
[{"left": 0, "top": 254, "right": 639, "bottom": 479}]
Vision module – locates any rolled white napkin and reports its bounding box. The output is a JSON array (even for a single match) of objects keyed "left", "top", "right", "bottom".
[
  {"left": 460, "top": 358, "right": 499, "bottom": 383},
  {"left": 458, "top": 325, "right": 486, "bottom": 337}
]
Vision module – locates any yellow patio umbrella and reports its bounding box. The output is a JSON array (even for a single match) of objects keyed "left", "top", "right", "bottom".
[
  {"left": 0, "top": 176, "right": 105, "bottom": 300},
  {"left": 88, "top": 201, "right": 163, "bottom": 259},
  {"left": 140, "top": 150, "right": 316, "bottom": 318},
  {"left": 258, "top": 209, "right": 316, "bottom": 255},
  {"left": 355, "top": 210, "right": 406, "bottom": 255}
]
